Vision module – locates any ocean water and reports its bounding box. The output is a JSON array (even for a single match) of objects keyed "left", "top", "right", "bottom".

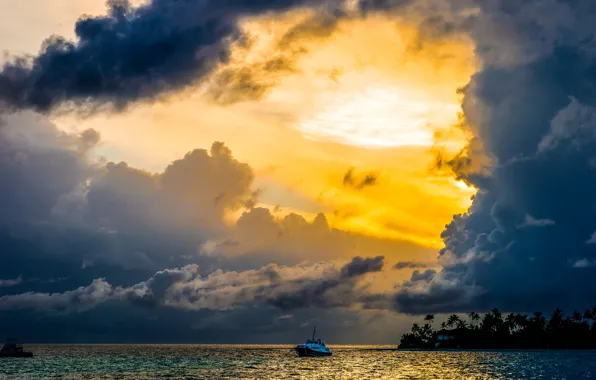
[{"left": 1, "top": 345, "right": 596, "bottom": 379}]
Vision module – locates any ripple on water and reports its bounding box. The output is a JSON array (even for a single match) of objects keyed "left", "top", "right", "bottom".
[{"left": 1, "top": 346, "right": 596, "bottom": 379}]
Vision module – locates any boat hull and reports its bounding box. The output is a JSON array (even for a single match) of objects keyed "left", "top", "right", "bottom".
[{"left": 294, "top": 346, "right": 332, "bottom": 357}]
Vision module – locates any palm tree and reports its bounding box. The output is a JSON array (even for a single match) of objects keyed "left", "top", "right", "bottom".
[
  {"left": 573, "top": 311, "right": 583, "bottom": 323},
  {"left": 548, "top": 309, "right": 564, "bottom": 331},
  {"left": 421, "top": 323, "right": 433, "bottom": 341},
  {"left": 411, "top": 323, "right": 421, "bottom": 336},
  {"left": 468, "top": 312, "right": 480, "bottom": 328},
  {"left": 491, "top": 308, "right": 503, "bottom": 321},
  {"left": 447, "top": 314, "right": 460, "bottom": 329},
  {"left": 514, "top": 313, "right": 529, "bottom": 332},
  {"left": 531, "top": 311, "right": 546, "bottom": 334},
  {"left": 401, "top": 307, "right": 596, "bottom": 349},
  {"left": 585, "top": 309, "right": 596, "bottom": 329},
  {"left": 424, "top": 314, "right": 435, "bottom": 325},
  {"left": 532, "top": 311, "right": 545, "bottom": 323},
  {"left": 506, "top": 313, "right": 517, "bottom": 333}
]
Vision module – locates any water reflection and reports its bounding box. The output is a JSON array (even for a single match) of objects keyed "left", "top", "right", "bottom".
[{"left": 1, "top": 345, "right": 595, "bottom": 379}]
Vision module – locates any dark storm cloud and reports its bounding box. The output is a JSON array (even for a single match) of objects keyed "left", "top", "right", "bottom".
[
  {"left": 358, "top": 0, "right": 414, "bottom": 13},
  {"left": 396, "top": 0, "right": 596, "bottom": 314},
  {"left": 343, "top": 168, "right": 379, "bottom": 190},
  {"left": 0, "top": 255, "right": 387, "bottom": 313},
  {"left": 130, "top": 255, "right": 386, "bottom": 312},
  {"left": 0, "top": 0, "right": 333, "bottom": 113},
  {"left": 339, "top": 256, "right": 384, "bottom": 278},
  {"left": 86, "top": 141, "right": 255, "bottom": 237},
  {"left": 0, "top": 113, "right": 420, "bottom": 341},
  {"left": 5, "top": 0, "right": 596, "bottom": 340},
  {"left": 0, "top": 112, "right": 401, "bottom": 341},
  {"left": 207, "top": 10, "right": 342, "bottom": 104},
  {"left": 395, "top": 278, "right": 478, "bottom": 315},
  {"left": 268, "top": 256, "right": 385, "bottom": 310},
  {"left": 408, "top": 269, "right": 436, "bottom": 283},
  {"left": 394, "top": 261, "right": 428, "bottom": 270},
  {"left": 0, "top": 113, "right": 95, "bottom": 224},
  {"left": 0, "top": 278, "right": 113, "bottom": 313},
  {"left": 0, "top": 112, "right": 257, "bottom": 299}
]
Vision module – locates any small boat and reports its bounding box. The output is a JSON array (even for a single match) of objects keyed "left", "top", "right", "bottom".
[
  {"left": 294, "top": 325, "right": 332, "bottom": 357},
  {"left": 0, "top": 338, "right": 33, "bottom": 358}
]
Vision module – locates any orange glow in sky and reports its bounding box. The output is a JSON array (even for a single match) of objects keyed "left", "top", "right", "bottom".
[{"left": 45, "top": 9, "right": 478, "bottom": 254}]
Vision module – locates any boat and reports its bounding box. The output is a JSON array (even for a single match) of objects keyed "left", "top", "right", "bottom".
[
  {"left": 294, "top": 325, "right": 332, "bottom": 357},
  {"left": 0, "top": 338, "right": 33, "bottom": 358}
]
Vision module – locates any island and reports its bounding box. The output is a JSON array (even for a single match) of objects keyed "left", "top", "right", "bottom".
[{"left": 399, "top": 308, "right": 596, "bottom": 349}]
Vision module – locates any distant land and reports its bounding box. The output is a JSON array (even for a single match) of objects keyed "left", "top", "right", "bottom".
[{"left": 399, "top": 308, "right": 596, "bottom": 349}]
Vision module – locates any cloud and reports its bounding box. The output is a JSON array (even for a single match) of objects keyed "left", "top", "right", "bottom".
[
  {"left": 343, "top": 168, "right": 379, "bottom": 190},
  {"left": 202, "top": 206, "right": 430, "bottom": 267},
  {"left": 133, "top": 255, "right": 386, "bottom": 312},
  {"left": 0, "top": 278, "right": 113, "bottom": 313},
  {"left": 0, "top": 277, "right": 22, "bottom": 288},
  {"left": 4, "top": 0, "right": 595, "bottom": 339},
  {"left": 206, "top": 10, "right": 342, "bottom": 104},
  {"left": 517, "top": 214, "right": 556, "bottom": 228},
  {"left": 0, "top": 0, "right": 337, "bottom": 113},
  {"left": 394, "top": 261, "right": 428, "bottom": 270},
  {"left": 358, "top": 0, "right": 415, "bottom": 13},
  {"left": 88, "top": 141, "right": 255, "bottom": 236},
  {"left": 395, "top": 273, "right": 480, "bottom": 314},
  {"left": 0, "top": 113, "right": 262, "bottom": 295},
  {"left": 340, "top": 256, "right": 384, "bottom": 278},
  {"left": 0, "top": 112, "right": 97, "bottom": 224},
  {"left": 0, "top": 112, "right": 429, "bottom": 326},
  {"left": 572, "top": 259, "right": 596, "bottom": 268},
  {"left": 395, "top": 0, "right": 596, "bottom": 314},
  {"left": 409, "top": 269, "right": 436, "bottom": 283},
  {"left": 0, "top": 256, "right": 387, "bottom": 314},
  {"left": 538, "top": 97, "right": 596, "bottom": 152},
  {"left": 0, "top": 0, "right": 466, "bottom": 113},
  {"left": 0, "top": 113, "right": 406, "bottom": 336},
  {"left": 586, "top": 231, "right": 596, "bottom": 245}
]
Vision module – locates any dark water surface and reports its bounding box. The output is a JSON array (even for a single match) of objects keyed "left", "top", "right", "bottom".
[{"left": 1, "top": 345, "right": 596, "bottom": 379}]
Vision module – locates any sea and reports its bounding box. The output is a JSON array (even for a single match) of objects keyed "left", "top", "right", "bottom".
[{"left": 1, "top": 345, "right": 596, "bottom": 379}]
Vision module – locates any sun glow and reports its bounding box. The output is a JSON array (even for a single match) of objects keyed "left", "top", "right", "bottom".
[
  {"left": 55, "top": 10, "right": 479, "bottom": 252},
  {"left": 298, "top": 86, "right": 460, "bottom": 148},
  {"left": 231, "top": 12, "right": 477, "bottom": 151}
]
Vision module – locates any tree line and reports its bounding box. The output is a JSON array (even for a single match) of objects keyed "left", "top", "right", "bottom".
[{"left": 399, "top": 308, "right": 596, "bottom": 349}]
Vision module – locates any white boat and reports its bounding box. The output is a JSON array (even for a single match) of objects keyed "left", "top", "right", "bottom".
[{"left": 294, "top": 325, "right": 332, "bottom": 357}]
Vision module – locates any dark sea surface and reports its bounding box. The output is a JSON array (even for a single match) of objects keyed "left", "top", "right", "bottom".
[{"left": 1, "top": 345, "right": 596, "bottom": 379}]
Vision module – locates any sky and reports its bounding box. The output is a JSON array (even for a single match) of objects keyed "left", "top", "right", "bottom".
[{"left": 0, "top": 0, "right": 595, "bottom": 344}]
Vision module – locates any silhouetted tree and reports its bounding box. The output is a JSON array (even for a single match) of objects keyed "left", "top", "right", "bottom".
[
  {"left": 399, "top": 307, "right": 596, "bottom": 349},
  {"left": 446, "top": 314, "right": 460, "bottom": 329},
  {"left": 468, "top": 312, "right": 480, "bottom": 329}
]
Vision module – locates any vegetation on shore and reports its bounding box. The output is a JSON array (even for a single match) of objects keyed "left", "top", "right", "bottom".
[{"left": 399, "top": 308, "right": 596, "bottom": 349}]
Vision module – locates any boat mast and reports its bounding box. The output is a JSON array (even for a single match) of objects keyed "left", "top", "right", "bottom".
[{"left": 312, "top": 325, "right": 316, "bottom": 340}]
